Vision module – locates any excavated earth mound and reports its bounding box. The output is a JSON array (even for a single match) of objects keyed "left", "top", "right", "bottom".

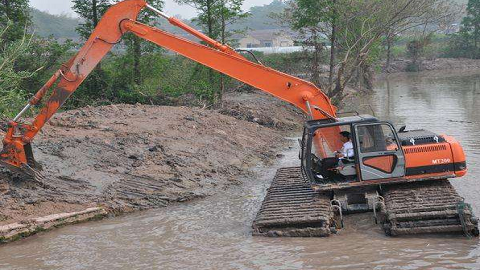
[
  {"left": 0, "top": 103, "right": 297, "bottom": 225},
  {"left": 220, "top": 91, "right": 305, "bottom": 131}
]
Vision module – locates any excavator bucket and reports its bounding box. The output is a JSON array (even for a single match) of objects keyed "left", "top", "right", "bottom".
[
  {"left": 0, "top": 141, "right": 44, "bottom": 180},
  {"left": 0, "top": 120, "right": 44, "bottom": 180}
]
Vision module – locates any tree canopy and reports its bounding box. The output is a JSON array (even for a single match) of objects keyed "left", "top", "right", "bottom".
[{"left": 0, "top": 0, "right": 30, "bottom": 42}]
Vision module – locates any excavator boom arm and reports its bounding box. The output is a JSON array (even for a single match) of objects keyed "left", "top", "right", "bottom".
[{"left": 0, "top": 0, "right": 340, "bottom": 175}]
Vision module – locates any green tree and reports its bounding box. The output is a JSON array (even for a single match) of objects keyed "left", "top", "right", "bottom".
[
  {"left": 72, "top": 0, "right": 112, "bottom": 105},
  {"left": 0, "top": 25, "right": 34, "bottom": 117},
  {"left": 216, "top": 0, "right": 248, "bottom": 101},
  {"left": 175, "top": 0, "right": 248, "bottom": 103},
  {"left": 285, "top": 0, "right": 338, "bottom": 89},
  {"left": 0, "top": 1, "right": 73, "bottom": 116},
  {"left": 286, "top": 0, "right": 457, "bottom": 102},
  {"left": 176, "top": 0, "right": 248, "bottom": 44},
  {"left": 116, "top": 0, "right": 164, "bottom": 86},
  {"left": 16, "top": 37, "right": 75, "bottom": 95},
  {"left": 73, "top": 0, "right": 111, "bottom": 40},
  {"left": 0, "top": 0, "right": 30, "bottom": 42},
  {"left": 461, "top": 0, "right": 480, "bottom": 57}
]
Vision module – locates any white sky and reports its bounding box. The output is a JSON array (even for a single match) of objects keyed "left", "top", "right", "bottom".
[{"left": 29, "top": 0, "right": 273, "bottom": 18}]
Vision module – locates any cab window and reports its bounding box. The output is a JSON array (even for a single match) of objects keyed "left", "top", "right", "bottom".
[{"left": 357, "top": 124, "right": 399, "bottom": 153}]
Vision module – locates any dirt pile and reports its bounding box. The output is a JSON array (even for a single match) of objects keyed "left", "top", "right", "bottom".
[
  {"left": 220, "top": 91, "right": 305, "bottom": 131},
  {"left": 0, "top": 102, "right": 295, "bottom": 225}
]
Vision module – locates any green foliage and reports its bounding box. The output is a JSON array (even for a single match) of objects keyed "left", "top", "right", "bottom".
[
  {"left": 384, "top": 34, "right": 449, "bottom": 60},
  {"left": 176, "top": 0, "right": 248, "bottom": 40},
  {"left": 30, "top": 8, "right": 80, "bottom": 39},
  {"left": 174, "top": 0, "right": 248, "bottom": 104},
  {"left": 0, "top": 1, "right": 71, "bottom": 118},
  {"left": 0, "top": 25, "right": 33, "bottom": 117},
  {"left": 405, "top": 35, "right": 433, "bottom": 71},
  {"left": 67, "top": 50, "right": 311, "bottom": 108},
  {"left": 259, "top": 51, "right": 307, "bottom": 74},
  {"left": 290, "top": 0, "right": 336, "bottom": 31},
  {"left": 0, "top": 0, "right": 30, "bottom": 42},
  {"left": 71, "top": 0, "right": 112, "bottom": 106},
  {"left": 446, "top": 0, "right": 480, "bottom": 58},
  {"left": 405, "top": 62, "right": 420, "bottom": 72},
  {"left": 116, "top": 0, "right": 164, "bottom": 86},
  {"left": 65, "top": 52, "right": 237, "bottom": 106},
  {"left": 443, "top": 32, "right": 473, "bottom": 58},
  {"left": 367, "top": 40, "right": 382, "bottom": 64},
  {"left": 463, "top": 0, "right": 480, "bottom": 38},
  {"left": 72, "top": 0, "right": 111, "bottom": 40},
  {"left": 16, "top": 37, "right": 75, "bottom": 94}
]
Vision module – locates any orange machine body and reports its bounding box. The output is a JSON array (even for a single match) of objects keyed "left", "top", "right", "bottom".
[
  {"left": 404, "top": 135, "right": 467, "bottom": 179},
  {"left": 355, "top": 138, "right": 467, "bottom": 187},
  {"left": 312, "top": 137, "right": 467, "bottom": 191}
]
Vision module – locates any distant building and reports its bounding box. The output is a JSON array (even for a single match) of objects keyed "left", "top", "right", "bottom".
[{"left": 236, "top": 30, "right": 295, "bottom": 48}]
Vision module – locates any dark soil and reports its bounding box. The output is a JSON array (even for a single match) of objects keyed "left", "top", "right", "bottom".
[{"left": 220, "top": 91, "right": 305, "bottom": 131}]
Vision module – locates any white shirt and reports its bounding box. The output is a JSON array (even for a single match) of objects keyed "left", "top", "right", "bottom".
[{"left": 340, "top": 141, "right": 354, "bottom": 158}]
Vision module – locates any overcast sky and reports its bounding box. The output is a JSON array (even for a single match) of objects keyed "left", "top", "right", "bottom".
[{"left": 30, "top": 0, "right": 273, "bottom": 18}]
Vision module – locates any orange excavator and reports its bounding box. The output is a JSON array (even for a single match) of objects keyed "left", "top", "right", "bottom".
[{"left": 0, "top": 0, "right": 477, "bottom": 237}]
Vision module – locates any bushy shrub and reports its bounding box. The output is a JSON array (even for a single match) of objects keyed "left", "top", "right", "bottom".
[{"left": 0, "top": 26, "right": 32, "bottom": 117}]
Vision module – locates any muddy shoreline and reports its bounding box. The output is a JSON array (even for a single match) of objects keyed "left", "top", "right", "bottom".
[{"left": 0, "top": 91, "right": 305, "bottom": 243}]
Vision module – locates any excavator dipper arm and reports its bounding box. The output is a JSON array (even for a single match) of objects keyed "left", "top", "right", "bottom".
[{"left": 0, "top": 0, "right": 340, "bottom": 177}]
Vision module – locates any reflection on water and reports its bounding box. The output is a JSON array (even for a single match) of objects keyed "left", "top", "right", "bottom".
[{"left": 1, "top": 71, "right": 480, "bottom": 270}]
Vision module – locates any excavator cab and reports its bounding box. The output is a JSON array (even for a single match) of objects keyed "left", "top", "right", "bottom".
[{"left": 300, "top": 115, "right": 406, "bottom": 190}]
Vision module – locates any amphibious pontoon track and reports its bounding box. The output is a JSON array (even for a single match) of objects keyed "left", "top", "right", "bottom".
[
  {"left": 252, "top": 167, "right": 337, "bottom": 237},
  {"left": 380, "top": 180, "right": 479, "bottom": 236}
]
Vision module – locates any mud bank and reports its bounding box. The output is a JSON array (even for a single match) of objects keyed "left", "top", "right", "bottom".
[
  {"left": 0, "top": 208, "right": 106, "bottom": 243},
  {"left": 0, "top": 92, "right": 304, "bottom": 242},
  {"left": 385, "top": 57, "right": 480, "bottom": 73},
  {"left": 221, "top": 91, "right": 305, "bottom": 131}
]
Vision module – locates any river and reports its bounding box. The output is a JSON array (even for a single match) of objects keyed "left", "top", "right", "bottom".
[{"left": 1, "top": 70, "right": 480, "bottom": 269}]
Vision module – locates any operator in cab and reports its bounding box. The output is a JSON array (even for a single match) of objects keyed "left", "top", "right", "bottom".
[{"left": 318, "top": 131, "right": 354, "bottom": 179}]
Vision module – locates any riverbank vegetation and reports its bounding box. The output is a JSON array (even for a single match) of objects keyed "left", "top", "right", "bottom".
[{"left": 1, "top": 0, "right": 480, "bottom": 118}]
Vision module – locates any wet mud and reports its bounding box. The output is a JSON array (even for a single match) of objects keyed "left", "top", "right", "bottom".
[{"left": 0, "top": 92, "right": 304, "bottom": 226}]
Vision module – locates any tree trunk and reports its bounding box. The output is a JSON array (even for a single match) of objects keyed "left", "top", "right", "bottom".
[
  {"left": 362, "top": 63, "right": 374, "bottom": 91},
  {"left": 133, "top": 36, "right": 141, "bottom": 84},
  {"left": 330, "top": 62, "right": 345, "bottom": 100},
  {"left": 313, "top": 43, "right": 321, "bottom": 87},
  {"left": 218, "top": 2, "right": 226, "bottom": 103},
  {"left": 386, "top": 34, "right": 392, "bottom": 71},
  {"left": 310, "top": 30, "right": 321, "bottom": 87},
  {"left": 92, "top": 0, "right": 101, "bottom": 70},
  {"left": 92, "top": 0, "right": 98, "bottom": 27},
  {"left": 205, "top": 0, "right": 216, "bottom": 104},
  {"left": 475, "top": 25, "right": 479, "bottom": 59},
  {"left": 328, "top": 0, "right": 337, "bottom": 92},
  {"left": 356, "top": 67, "right": 361, "bottom": 89}
]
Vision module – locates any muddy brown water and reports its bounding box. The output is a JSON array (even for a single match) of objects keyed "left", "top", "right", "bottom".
[{"left": 1, "top": 70, "right": 480, "bottom": 269}]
